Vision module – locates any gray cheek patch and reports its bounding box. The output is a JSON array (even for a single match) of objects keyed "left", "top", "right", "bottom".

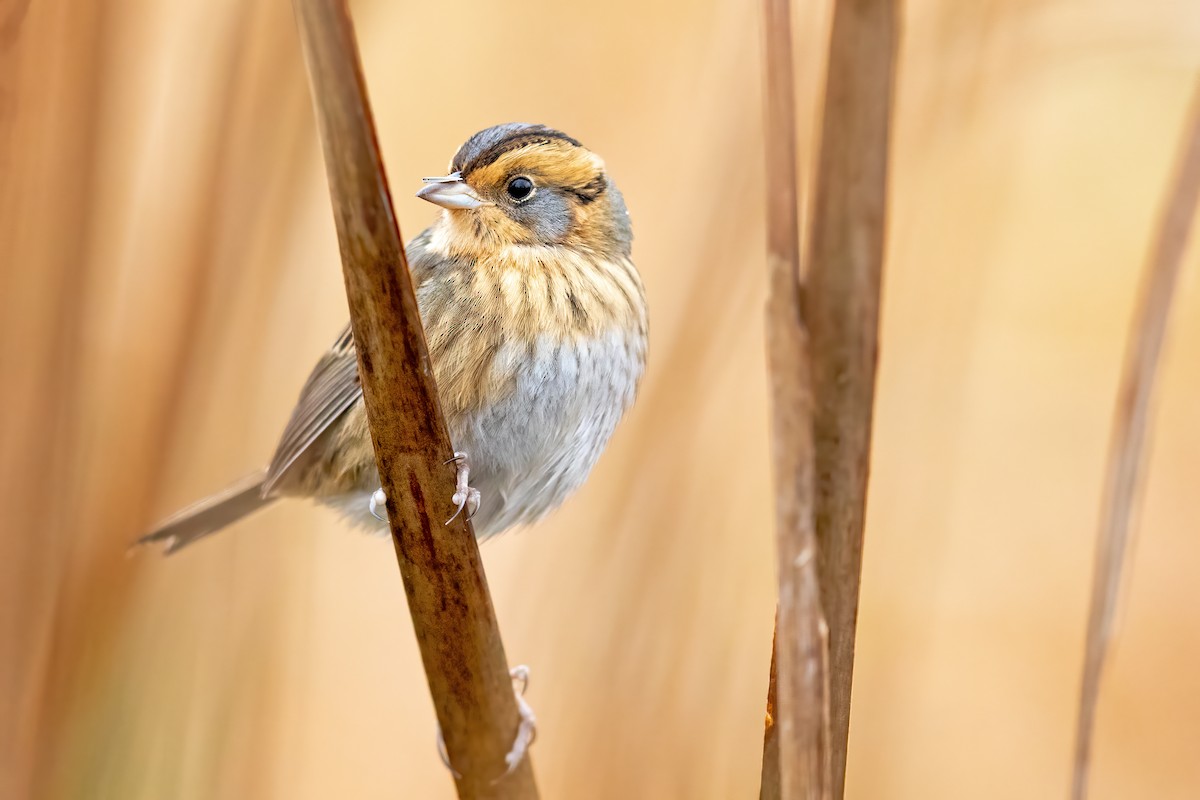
[{"left": 517, "top": 192, "right": 572, "bottom": 243}]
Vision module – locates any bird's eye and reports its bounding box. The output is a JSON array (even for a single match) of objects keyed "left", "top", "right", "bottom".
[{"left": 506, "top": 176, "right": 534, "bottom": 202}]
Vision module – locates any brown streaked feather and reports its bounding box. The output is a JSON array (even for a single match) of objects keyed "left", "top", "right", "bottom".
[
  {"left": 262, "top": 219, "right": 644, "bottom": 500},
  {"left": 262, "top": 323, "right": 362, "bottom": 494}
]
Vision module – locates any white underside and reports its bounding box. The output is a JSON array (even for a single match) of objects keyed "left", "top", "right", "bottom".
[{"left": 317, "top": 329, "right": 644, "bottom": 540}]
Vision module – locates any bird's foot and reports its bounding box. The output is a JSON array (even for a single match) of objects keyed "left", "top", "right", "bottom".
[
  {"left": 502, "top": 665, "right": 537, "bottom": 777},
  {"left": 369, "top": 487, "right": 387, "bottom": 522},
  {"left": 371, "top": 451, "right": 480, "bottom": 526},
  {"left": 435, "top": 665, "right": 537, "bottom": 781},
  {"left": 444, "top": 451, "right": 481, "bottom": 524}
]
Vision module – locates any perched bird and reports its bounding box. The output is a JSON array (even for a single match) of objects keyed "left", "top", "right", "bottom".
[{"left": 140, "top": 123, "right": 648, "bottom": 554}]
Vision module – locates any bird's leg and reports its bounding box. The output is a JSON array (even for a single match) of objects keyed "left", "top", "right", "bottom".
[
  {"left": 436, "top": 727, "right": 462, "bottom": 780},
  {"left": 501, "top": 664, "right": 537, "bottom": 777},
  {"left": 369, "top": 487, "right": 387, "bottom": 522},
  {"left": 372, "top": 452, "right": 479, "bottom": 525},
  {"left": 445, "top": 451, "right": 481, "bottom": 524},
  {"left": 435, "top": 665, "right": 537, "bottom": 780}
]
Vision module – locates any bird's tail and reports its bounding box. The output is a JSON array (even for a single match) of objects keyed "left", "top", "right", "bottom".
[{"left": 137, "top": 472, "right": 274, "bottom": 555}]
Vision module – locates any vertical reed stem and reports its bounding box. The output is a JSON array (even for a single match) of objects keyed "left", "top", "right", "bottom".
[
  {"left": 805, "top": 1, "right": 897, "bottom": 795},
  {"left": 760, "top": 0, "right": 832, "bottom": 795}
]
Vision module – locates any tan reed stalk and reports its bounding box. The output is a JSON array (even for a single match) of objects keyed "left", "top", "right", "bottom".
[
  {"left": 758, "top": 0, "right": 898, "bottom": 796},
  {"left": 803, "top": 2, "right": 898, "bottom": 796},
  {"left": 1071, "top": 79, "right": 1200, "bottom": 800},
  {"left": 291, "top": 1, "right": 539, "bottom": 797},
  {"left": 759, "top": 0, "right": 832, "bottom": 795}
]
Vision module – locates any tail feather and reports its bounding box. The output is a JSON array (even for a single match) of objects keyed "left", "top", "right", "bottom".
[{"left": 138, "top": 472, "right": 274, "bottom": 555}]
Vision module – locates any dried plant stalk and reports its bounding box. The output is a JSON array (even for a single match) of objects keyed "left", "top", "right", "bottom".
[
  {"left": 760, "top": 0, "right": 832, "bottom": 796},
  {"left": 291, "top": 1, "right": 538, "bottom": 797},
  {"left": 804, "top": 1, "right": 898, "bottom": 796},
  {"left": 1071, "top": 81, "right": 1200, "bottom": 800},
  {"left": 760, "top": 623, "right": 782, "bottom": 800}
]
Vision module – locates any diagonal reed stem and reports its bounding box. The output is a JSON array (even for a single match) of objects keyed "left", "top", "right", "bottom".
[
  {"left": 1071, "top": 79, "right": 1200, "bottom": 800},
  {"left": 291, "top": 1, "right": 538, "bottom": 797}
]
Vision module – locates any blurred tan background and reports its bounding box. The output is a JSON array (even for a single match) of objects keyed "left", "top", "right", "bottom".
[{"left": 4, "top": 0, "right": 1200, "bottom": 797}]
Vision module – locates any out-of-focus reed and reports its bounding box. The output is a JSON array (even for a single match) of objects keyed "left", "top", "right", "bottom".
[{"left": 1072, "top": 80, "right": 1200, "bottom": 800}]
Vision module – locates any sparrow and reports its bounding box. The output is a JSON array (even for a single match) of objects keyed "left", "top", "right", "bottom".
[{"left": 140, "top": 123, "right": 648, "bottom": 554}]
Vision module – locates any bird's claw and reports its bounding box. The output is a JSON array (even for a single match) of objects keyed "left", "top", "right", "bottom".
[
  {"left": 436, "top": 726, "right": 462, "bottom": 780},
  {"left": 447, "top": 488, "right": 482, "bottom": 524},
  {"left": 372, "top": 452, "right": 481, "bottom": 526},
  {"left": 435, "top": 665, "right": 537, "bottom": 781},
  {"left": 501, "top": 665, "right": 537, "bottom": 778},
  {"left": 369, "top": 487, "right": 387, "bottom": 522},
  {"left": 445, "top": 451, "right": 481, "bottom": 525}
]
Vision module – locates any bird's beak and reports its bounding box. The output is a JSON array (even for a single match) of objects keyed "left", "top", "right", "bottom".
[{"left": 416, "top": 172, "right": 489, "bottom": 209}]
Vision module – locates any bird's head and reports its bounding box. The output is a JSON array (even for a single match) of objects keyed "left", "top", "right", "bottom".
[{"left": 417, "top": 123, "right": 631, "bottom": 257}]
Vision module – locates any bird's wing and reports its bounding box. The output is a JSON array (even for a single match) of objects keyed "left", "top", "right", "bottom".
[
  {"left": 262, "top": 323, "right": 363, "bottom": 495},
  {"left": 261, "top": 228, "right": 441, "bottom": 496}
]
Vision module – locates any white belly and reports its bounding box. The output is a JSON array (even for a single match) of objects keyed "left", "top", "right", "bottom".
[
  {"left": 324, "top": 328, "right": 644, "bottom": 539},
  {"left": 450, "top": 329, "right": 644, "bottom": 538}
]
